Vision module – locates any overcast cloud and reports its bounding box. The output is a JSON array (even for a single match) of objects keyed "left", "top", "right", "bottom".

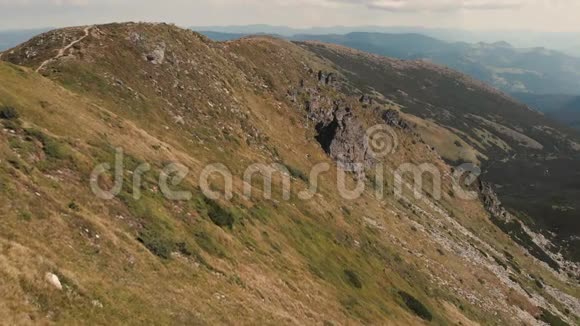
[
  {"left": 329, "top": 0, "right": 524, "bottom": 11},
  {"left": 0, "top": 0, "right": 578, "bottom": 32}
]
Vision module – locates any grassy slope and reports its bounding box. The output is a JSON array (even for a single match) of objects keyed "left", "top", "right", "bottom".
[{"left": 0, "top": 23, "right": 578, "bottom": 325}]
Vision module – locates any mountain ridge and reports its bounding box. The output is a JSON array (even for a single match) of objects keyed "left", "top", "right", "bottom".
[
  {"left": 0, "top": 22, "right": 578, "bottom": 324},
  {"left": 290, "top": 32, "right": 580, "bottom": 96}
]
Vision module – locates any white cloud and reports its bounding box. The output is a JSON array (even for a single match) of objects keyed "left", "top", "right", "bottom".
[
  {"left": 0, "top": 0, "right": 90, "bottom": 6},
  {"left": 0, "top": 0, "right": 578, "bottom": 32},
  {"left": 330, "top": 0, "right": 525, "bottom": 12}
]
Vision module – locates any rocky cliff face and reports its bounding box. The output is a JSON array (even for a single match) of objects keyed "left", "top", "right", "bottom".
[
  {"left": 314, "top": 105, "right": 370, "bottom": 172},
  {"left": 291, "top": 71, "right": 419, "bottom": 173},
  {"left": 291, "top": 71, "right": 375, "bottom": 172},
  {"left": 479, "top": 181, "right": 513, "bottom": 222}
]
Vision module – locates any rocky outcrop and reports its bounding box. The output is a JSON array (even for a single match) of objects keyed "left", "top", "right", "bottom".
[
  {"left": 144, "top": 42, "right": 166, "bottom": 65},
  {"left": 305, "top": 95, "right": 372, "bottom": 170},
  {"left": 381, "top": 109, "right": 411, "bottom": 130},
  {"left": 293, "top": 72, "right": 422, "bottom": 172},
  {"left": 292, "top": 73, "right": 374, "bottom": 171},
  {"left": 317, "top": 70, "right": 336, "bottom": 86},
  {"left": 314, "top": 104, "right": 372, "bottom": 171},
  {"left": 479, "top": 181, "right": 513, "bottom": 222},
  {"left": 359, "top": 94, "right": 373, "bottom": 106}
]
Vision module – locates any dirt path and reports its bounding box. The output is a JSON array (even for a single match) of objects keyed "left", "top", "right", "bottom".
[{"left": 36, "top": 25, "right": 93, "bottom": 73}]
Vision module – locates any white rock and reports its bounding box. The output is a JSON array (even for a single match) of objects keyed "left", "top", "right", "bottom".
[
  {"left": 45, "top": 272, "right": 63, "bottom": 290},
  {"left": 144, "top": 42, "right": 166, "bottom": 65},
  {"left": 92, "top": 300, "right": 104, "bottom": 308}
]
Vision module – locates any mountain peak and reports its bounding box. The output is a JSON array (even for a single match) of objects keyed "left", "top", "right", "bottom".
[{"left": 1, "top": 22, "right": 212, "bottom": 70}]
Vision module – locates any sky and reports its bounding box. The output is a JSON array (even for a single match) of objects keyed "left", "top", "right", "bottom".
[{"left": 0, "top": 0, "right": 578, "bottom": 32}]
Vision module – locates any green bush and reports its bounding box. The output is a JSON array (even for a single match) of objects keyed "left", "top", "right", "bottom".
[
  {"left": 204, "top": 197, "right": 234, "bottom": 229},
  {"left": 398, "top": 291, "right": 433, "bottom": 321},
  {"left": 0, "top": 106, "right": 18, "bottom": 120},
  {"left": 138, "top": 227, "right": 176, "bottom": 259},
  {"left": 343, "top": 269, "right": 363, "bottom": 289},
  {"left": 68, "top": 201, "right": 80, "bottom": 211},
  {"left": 44, "top": 140, "right": 68, "bottom": 160}
]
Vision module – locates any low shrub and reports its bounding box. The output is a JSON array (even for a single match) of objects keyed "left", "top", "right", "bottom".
[
  {"left": 343, "top": 269, "right": 363, "bottom": 289},
  {"left": 68, "top": 201, "right": 80, "bottom": 211},
  {"left": 204, "top": 197, "right": 234, "bottom": 229},
  {"left": 398, "top": 291, "right": 433, "bottom": 321},
  {"left": 138, "top": 226, "right": 176, "bottom": 259},
  {"left": 0, "top": 106, "right": 18, "bottom": 120}
]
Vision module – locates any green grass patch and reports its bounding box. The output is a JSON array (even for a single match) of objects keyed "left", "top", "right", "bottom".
[
  {"left": 25, "top": 128, "right": 71, "bottom": 161},
  {"left": 119, "top": 190, "right": 182, "bottom": 260},
  {"left": 194, "top": 230, "right": 226, "bottom": 258},
  {"left": 18, "top": 211, "right": 32, "bottom": 221},
  {"left": 138, "top": 225, "right": 176, "bottom": 259},
  {"left": 248, "top": 204, "right": 270, "bottom": 223}
]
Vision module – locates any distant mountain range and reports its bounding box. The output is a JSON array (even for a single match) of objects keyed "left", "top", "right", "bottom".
[
  {"left": 192, "top": 24, "right": 580, "bottom": 57},
  {"left": 197, "top": 29, "right": 580, "bottom": 129},
  {"left": 291, "top": 32, "right": 580, "bottom": 96},
  {"left": 0, "top": 28, "right": 50, "bottom": 51}
]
